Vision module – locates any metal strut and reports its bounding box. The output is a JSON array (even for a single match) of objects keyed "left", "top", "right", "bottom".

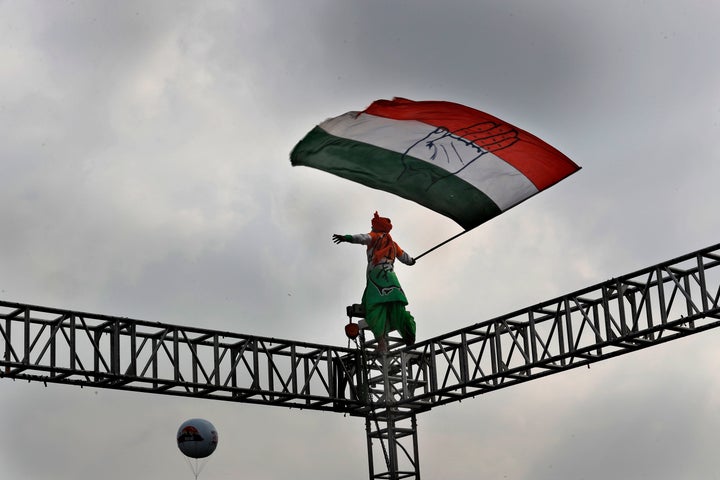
[{"left": 358, "top": 327, "right": 423, "bottom": 480}]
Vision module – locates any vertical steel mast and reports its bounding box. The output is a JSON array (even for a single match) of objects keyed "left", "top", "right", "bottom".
[{"left": 357, "top": 331, "right": 426, "bottom": 479}]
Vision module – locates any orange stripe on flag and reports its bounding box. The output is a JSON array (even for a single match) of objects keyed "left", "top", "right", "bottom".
[{"left": 363, "top": 98, "right": 579, "bottom": 190}]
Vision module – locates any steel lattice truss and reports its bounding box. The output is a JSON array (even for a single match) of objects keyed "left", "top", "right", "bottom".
[
  {"left": 400, "top": 243, "right": 720, "bottom": 409},
  {"left": 0, "top": 305, "right": 366, "bottom": 414},
  {"left": 3, "top": 243, "right": 720, "bottom": 415},
  {"left": 3, "top": 243, "right": 720, "bottom": 480}
]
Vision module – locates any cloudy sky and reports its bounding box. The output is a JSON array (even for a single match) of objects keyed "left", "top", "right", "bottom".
[{"left": 1, "top": 1, "right": 720, "bottom": 479}]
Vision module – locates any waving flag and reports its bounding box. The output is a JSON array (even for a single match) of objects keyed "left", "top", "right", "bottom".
[{"left": 290, "top": 98, "right": 579, "bottom": 230}]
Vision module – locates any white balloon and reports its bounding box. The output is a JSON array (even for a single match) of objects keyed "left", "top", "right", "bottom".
[{"left": 177, "top": 419, "right": 219, "bottom": 459}]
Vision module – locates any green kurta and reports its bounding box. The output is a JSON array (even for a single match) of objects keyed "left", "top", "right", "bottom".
[{"left": 362, "top": 265, "right": 416, "bottom": 344}]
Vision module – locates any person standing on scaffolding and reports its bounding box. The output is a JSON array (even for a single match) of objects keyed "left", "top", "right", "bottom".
[{"left": 333, "top": 211, "right": 417, "bottom": 352}]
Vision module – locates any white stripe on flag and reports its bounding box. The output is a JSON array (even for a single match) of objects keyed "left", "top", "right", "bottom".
[{"left": 320, "top": 112, "right": 538, "bottom": 210}]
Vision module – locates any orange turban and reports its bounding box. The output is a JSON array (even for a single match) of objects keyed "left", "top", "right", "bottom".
[{"left": 371, "top": 211, "right": 392, "bottom": 233}]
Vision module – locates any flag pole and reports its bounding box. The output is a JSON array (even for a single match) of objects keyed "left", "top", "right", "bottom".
[{"left": 414, "top": 229, "right": 472, "bottom": 261}]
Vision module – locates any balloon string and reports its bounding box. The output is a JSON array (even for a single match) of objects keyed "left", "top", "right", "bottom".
[
  {"left": 414, "top": 229, "right": 472, "bottom": 261},
  {"left": 183, "top": 456, "right": 202, "bottom": 480},
  {"left": 197, "top": 458, "right": 209, "bottom": 477}
]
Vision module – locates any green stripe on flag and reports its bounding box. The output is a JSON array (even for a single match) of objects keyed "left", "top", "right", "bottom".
[{"left": 291, "top": 126, "right": 502, "bottom": 230}]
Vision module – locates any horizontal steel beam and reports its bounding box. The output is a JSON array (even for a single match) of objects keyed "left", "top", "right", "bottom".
[
  {"left": 399, "top": 243, "right": 720, "bottom": 408},
  {"left": 0, "top": 302, "right": 367, "bottom": 415},
  {"left": 3, "top": 242, "right": 720, "bottom": 417}
]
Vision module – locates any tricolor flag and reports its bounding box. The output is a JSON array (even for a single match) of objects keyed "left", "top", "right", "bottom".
[{"left": 290, "top": 98, "right": 580, "bottom": 230}]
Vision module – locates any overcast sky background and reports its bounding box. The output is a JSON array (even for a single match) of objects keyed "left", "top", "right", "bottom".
[{"left": 1, "top": 1, "right": 720, "bottom": 479}]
